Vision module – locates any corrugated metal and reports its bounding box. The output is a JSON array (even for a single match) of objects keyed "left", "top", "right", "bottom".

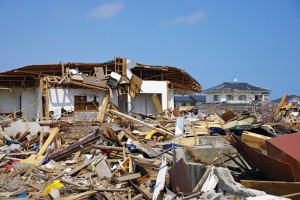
[
  {"left": 266, "top": 132, "right": 300, "bottom": 181},
  {"left": 228, "top": 133, "right": 296, "bottom": 182},
  {"left": 169, "top": 158, "right": 193, "bottom": 194}
]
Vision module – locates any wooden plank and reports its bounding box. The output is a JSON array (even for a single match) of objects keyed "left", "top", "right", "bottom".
[
  {"left": 281, "top": 192, "right": 300, "bottom": 199},
  {"left": 131, "top": 194, "right": 143, "bottom": 200},
  {"left": 20, "top": 127, "right": 59, "bottom": 165},
  {"left": 193, "top": 165, "right": 213, "bottom": 192},
  {"left": 241, "top": 180, "right": 300, "bottom": 196},
  {"left": 65, "top": 80, "right": 108, "bottom": 91},
  {"left": 50, "top": 130, "right": 102, "bottom": 161},
  {"left": 115, "top": 173, "right": 141, "bottom": 182},
  {"left": 95, "top": 159, "right": 112, "bottom": 179},
  {"left": 58, "top": 75, "right": 67, "bottom": 84},
  {"left": 241, "top": 131, "right": 270, "bottom": 153},
  {"left": 61, "top": 62, "right": 65, "bottom": 76},
  {"left": 69, "top": 154, "right": 104, "bottom": 176},
  {"left": 93, "top": 144, "right": 125, "bottom": 152},
  {"left": 45, "top": 79, "right": 49, "bottom": 118},
  {"left": 38, "top": 127, "right": 59, "bottom": 156},
  {"left": 152, "top": 94, "right": 163, "bottom": 113},
  {"left": 0, "top": 153, "right": 6, "bottom": 160},
  {"left": 63, "top": 191, "right": 97, "bottom": 200},
  {"left": 39, "top": 128, "right": 44, "bottom": 148},
  {"left": 109, "top": 110, "right": 174, "bottom": 137},
  {"left": 98, "top": 93, "right": 109, "bottom": 122},
  {"left": 115, "top": 192, "right": 127, "bottom": 200}
]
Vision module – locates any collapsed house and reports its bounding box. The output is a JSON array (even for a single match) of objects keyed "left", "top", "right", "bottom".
[
  {"left": 0, "top": 58, "right": 201, "bottom": 122},
  {"left": 0, "top": 58, "right": 299, "bottom": 200}
]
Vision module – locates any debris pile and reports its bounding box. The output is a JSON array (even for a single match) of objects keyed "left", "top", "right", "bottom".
[
  {"left": 0, "top": 99, "right": 299, "bottom": 200},
  {"left": 1, "top": 57, "right": 300, "bottom": 200}
]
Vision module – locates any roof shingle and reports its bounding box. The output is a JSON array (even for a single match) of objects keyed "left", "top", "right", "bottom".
[{"left": 203, "top": 82, "right": 270, "bottom": 93}]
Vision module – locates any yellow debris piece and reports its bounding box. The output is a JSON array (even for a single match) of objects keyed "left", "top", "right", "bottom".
[
  {"left": 145, "top": 130, "right": 157, "bottom": 140},
  {"left": 43, "top": 180, "right": 64, "bottom": 197}
]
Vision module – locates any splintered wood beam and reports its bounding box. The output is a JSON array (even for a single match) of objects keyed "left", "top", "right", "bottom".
[
  {"left": 45, "top": 79, "right": 49, "bottom": 118},
  {"left": 50, "top": 130, "right": 103, "bottom": 161},
  {"left": 115, "top": 173, "right": 141, "bottom": 182},
  {"left": 98, "top": 93, "right": 109, "bottom": 122},
  {"left": 64, "top": 80, "right": 108, "bottom": 91},
  {"left": 109, "top": 110, "right": 174, "bottom": 137},
  {"left": 69, "top": 154, "right": 104, "bottom": 176},
  {"left": 241, "top": 180, "right": 300, "bottom": 196},
  {"left": 152, "top": 94, "right": 163, "bottom": 113},
  {"left": 20, "top": 127, "right": 59, "bottom": 166},
  {"left": 93, "top": 144, "right": 127, "bottom": 152},
  {"left": 61, "top": 62, "right": 65, "bottom": 76}
]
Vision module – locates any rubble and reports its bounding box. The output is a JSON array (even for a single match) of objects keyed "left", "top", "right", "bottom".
[
  {"left": 0, "top": 59, "right": 299, "bottom": 199},
  {"left": 0, "top": 101, "right": 299, "bottom": 200}
]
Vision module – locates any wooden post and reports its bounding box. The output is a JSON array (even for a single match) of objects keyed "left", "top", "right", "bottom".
[
  {"left": 61, "top": 62, "right": 65, "bottom": 76},
  {"left": 193, "top": 165, "right": 213, "bottom": 192},
  {"left": 152, "top": 94, "right": 163, "bottom": 113},
  {"left": 98, "top": 93, "right": 109, "bottom": 122},
  {"left": 122, "top": 58, "right": 127, "bottom": 76},
  {"left": 39, "top": 128, "right": 44, "bottom": 148},
  {"left": 44, "top": 78, "right": 49, "bottom": 118}
]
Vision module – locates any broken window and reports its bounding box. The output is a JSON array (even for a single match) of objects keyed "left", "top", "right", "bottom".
[
  {"left": 226, "top": 95, "right": 234, "bottom": 101},
  {"left": 213, "top": 95, "right": 220, "bottom": 102},
  {"left": 239, "top": 95, "right": 246, "bottom": 100},
  {"left": 255, "top": 95, "right": 262, "bottom": 101},
  {"left": 74, "top": 96, "right": 99, "bottom": 111}
]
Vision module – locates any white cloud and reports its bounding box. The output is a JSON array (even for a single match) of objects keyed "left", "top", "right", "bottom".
[
  {"left": 168, "top": 11, "right": 207, "bottom": 25},
  {"left": 87, "top": 2, "right": 124, "bottom": 19}
]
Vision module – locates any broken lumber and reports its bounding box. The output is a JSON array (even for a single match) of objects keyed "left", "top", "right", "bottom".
[
  {"left": 109, "top": 110, "right": 174, "bottom": 137},
  {"left": 50, "top": 129, "right": 102, "bottom": 161},
  {"left": 69, "top": 154, "right": 104, "bottom": 176},
  {"left": 115, "top": 173, "right": 141, "bottom": 182},
  {"left": 20, "top": 127, "right": 59, "bottom": 165}
]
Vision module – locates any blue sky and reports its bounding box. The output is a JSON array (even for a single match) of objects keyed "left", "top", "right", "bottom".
[{"left": 0, "top": 0, "right": 299, "bottom": 99}]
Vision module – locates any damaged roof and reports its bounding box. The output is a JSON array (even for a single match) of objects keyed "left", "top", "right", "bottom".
[
  {"left": 0, "top": 59, "right": 202, "bottom": 94},
  {"left": 203, "top": 82, "right": 270, "bottom": 94}
]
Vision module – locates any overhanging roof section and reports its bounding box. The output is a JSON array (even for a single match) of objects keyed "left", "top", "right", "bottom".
[
  {"left": 132, "top": 64, "right": 202, "bottom": 94},
  {"left": 0, "top": 63, "right": 100, "bottom": 88},
  {"left": 0, "top": 60, "right": 202, "bottom": 93}
]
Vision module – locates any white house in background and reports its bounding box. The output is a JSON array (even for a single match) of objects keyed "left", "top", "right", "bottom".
[{"left": 203, "top": 82, "right": 271, "bottom": 104}]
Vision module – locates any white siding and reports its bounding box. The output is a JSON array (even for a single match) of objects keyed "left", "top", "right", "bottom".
[
  {"left": 139, "top": 81, "right": 168, "bottom": 110},
  {"left": 0, "top": 89, "right": 21, "bottom": 113},
  {"left": 49, "top": 88, "right": 106, "bottom": 118},
  {"left": 130, "top": 81, "right": 169, "bottom": 114},
  {"left": 206, "top": 92, "right": 267, "bottom": 104},
  {"left": 21, "top": 88, "right": 38, "bottom": 121},
  {"left": 0, "top": 88, "right": 41, "bottom": 121}
]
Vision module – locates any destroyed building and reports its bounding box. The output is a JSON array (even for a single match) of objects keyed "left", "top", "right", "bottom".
[
  {"left": 0, "top": 58, "right": 201, "bottom": 122},
  {"left": 0, "top": 58, "right": 299, "bottom": 200}
]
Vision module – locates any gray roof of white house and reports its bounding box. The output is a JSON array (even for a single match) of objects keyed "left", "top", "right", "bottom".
[{"left": 203, "top": 82, "right": 271, "bottom": 93}]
